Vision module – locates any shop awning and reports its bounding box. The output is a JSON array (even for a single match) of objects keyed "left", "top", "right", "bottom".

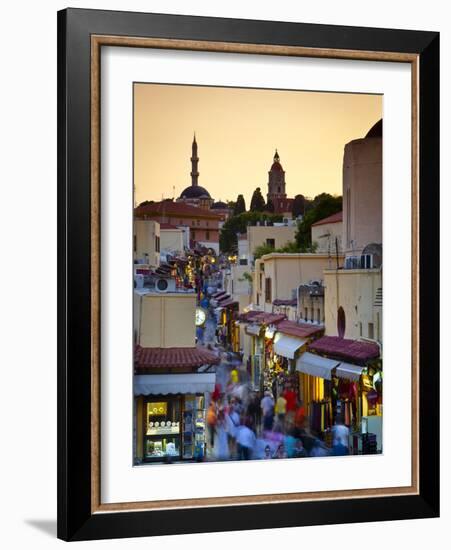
[
  {"left": 296, "top": 352, "right": 340, "bottom": 380},
  {"left": 274, "top": 333, "right": 306, "bottom": 359},
  {"left": 245, "top": 323, "right": 262, "bottom": 336},
  {"left": 335, "top": 362, "right": 365, "bottom": 382},
  {"left": 134, "top": 373, "right": 216, "bottom": 396}
]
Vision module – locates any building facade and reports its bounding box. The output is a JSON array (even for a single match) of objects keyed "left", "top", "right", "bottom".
[
  {"left": 134, "top": 219, "right": 160, "bottom": 268},
  {"left": 311, "top": 211, "right": 343, "bottom": 254},
  {"left": 134, "top": 200, "right": 222, "bottom": 253},
  {"left": 253, "top": 253, "right": 343, "bottom": 313}
]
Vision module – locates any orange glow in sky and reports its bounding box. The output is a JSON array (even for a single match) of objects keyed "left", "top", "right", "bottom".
[{"left": 134, "top": 83, "right": 382, "bottom": 207}]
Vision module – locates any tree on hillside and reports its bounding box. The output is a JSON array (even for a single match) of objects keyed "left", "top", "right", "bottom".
[
  {"left": 219, "top": 211, "right": 283, "bottom": 253},
  {"left": 295, "top": 193, "right": 342, "bottom": 250},
  {"left": 250, "top": 187, "right": 266, "bottom": 212},
  {"left": 265, "top": 198, "right": 275, "bottom": 213},
  {"left": 234, "top": 194, "right": 246, "bottom": 215},
  {"left": 292, "top": 194, "right": 306, "bottom": 218}
]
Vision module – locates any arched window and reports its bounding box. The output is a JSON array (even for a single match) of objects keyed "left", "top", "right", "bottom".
[{"left": 337, "top": 307, "right": 346, "bottom": 338}]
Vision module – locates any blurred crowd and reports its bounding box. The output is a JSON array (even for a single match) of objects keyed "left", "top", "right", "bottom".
[{"left": 205, "top": 372, "right": 350, "bottom": 461}]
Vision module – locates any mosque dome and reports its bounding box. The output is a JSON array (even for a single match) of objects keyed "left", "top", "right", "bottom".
[{"left": 179, "top": 185, "right": 211, "bottom": 199}]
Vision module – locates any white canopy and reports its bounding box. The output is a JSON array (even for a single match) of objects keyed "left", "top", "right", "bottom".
[
  {"left": 335, "top": 362, "right": 365, "bottom": 382},
  {"left": 296, "top": 352, "right": 340, "bottom": 380},
  {"left": 274, "top": 333, "right": 306, "bottom": 359},
  {"left": 245, "top": 324, "right": 262, "bottom": 336},
  {"left": 134, "top": 373, "right": 216, "bottom": 396}
]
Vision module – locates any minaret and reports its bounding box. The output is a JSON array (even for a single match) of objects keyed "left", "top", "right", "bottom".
[{"left": 190, "top": 133, "right": 199, "bottom": 187}]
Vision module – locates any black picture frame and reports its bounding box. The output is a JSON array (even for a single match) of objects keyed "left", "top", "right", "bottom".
[{"left": 57, "top": 8, "right": 439, "bottom": 541}]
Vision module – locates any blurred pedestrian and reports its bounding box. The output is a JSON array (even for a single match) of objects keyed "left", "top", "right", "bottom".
[
  {"left": 236, "top": 421, "right": 256, "bottom": 460},
  {"left": 275, "top": 393, "right": 287, "bottom": 428},
  {"left": 261, "top": 391, "right": 274, "bottom": 431},
  {"left": 215, "top": 410, "right": 230, "bottom": 461},
  {"left": 332, "top": 416, "right": 350, "bottom": 449},
  {"left": 206, "top": 401, "right": 217, "bottom": 448},
  {"left": 283, "top": 385, "right": 297, "bottom": 425},
  {"left": 310, "top": 438, "right": 330, "bottom": 457}
]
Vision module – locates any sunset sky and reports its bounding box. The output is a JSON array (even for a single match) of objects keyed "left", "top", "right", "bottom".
[{"left": 134, "top": 83, "right": 382, "bottom": 207}]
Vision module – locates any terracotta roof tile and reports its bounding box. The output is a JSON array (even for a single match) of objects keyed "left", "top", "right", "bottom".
[
  {"left": 135, "top": 200, "right": 221, "bottom": 220},
  {"left": 276, "top": 320, "right": 324, "bottom": 339},
  {"left": 135, "top": 345, "right": 220, "bottom": 369},
  {"left": 311, "top": 211, "right": 343, "bottom": 227},
  {"left": 238, "top": 311, "right": 286, "bottom": 325},
  {"left": 308, "top": 335, "right": 379, "bottom": 365}
]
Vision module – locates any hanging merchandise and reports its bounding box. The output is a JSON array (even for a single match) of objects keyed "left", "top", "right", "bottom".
[{"left": 309, "top": 400, "right": 333, "bottom": 433}]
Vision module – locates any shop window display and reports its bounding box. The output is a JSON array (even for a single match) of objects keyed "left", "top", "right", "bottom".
[{"left": 144, "top": 398, "right": 181, "bottom": 460}]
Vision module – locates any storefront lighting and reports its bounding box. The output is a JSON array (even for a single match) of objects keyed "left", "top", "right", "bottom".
[{"left": 265, "top": 326, "right": 276, "bottom": 339}]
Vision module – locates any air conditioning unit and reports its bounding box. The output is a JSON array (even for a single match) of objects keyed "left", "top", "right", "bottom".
[
  {"left": 154, "top": 277, "right": 176, "bottom": 293},
  {"left": 309, "top": 279, "right": 322, "bottom": 287},
  {"left": 360, "top": 254, "right": 374, "bottom": 269},
  {"left": 344, "top": 256, "right": 360, "bottom": 269}
]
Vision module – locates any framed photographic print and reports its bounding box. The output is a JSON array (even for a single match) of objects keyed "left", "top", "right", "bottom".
[{"left": 57, "top": 8, "right": 439, "bottom": 541}]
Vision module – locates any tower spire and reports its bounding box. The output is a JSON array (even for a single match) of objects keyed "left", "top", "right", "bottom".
[{"left": 191, "top": 132, "right": 199, "bottom": 186}]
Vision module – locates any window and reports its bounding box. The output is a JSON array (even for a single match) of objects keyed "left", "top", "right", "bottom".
[
  {"left": 337, "top": 307, "right": 346, "bottom": 338},
  {"left": 192, "top": 220, "right": 195, "bottom": 225},
  {"left": 376, "top": 312, "right": 380, "bottom": 341},
  {"left": 259, "top": 273, "right": 263, "bottom": 290},
  {"left": 256, "top": 293, "right": 260, "bottom": 306},
  {"left": 265, "top": 277, "right": 272, "bottom": 303},
  {"left": 304, "top": 307, "right": 308, "bottom": 322},
  {"left": 317, "top": 308, "right": 321, "bottom": 323},
  {"left": 368, "top": 322, "right": 374, "bottom": 340},
  {"left": 266, "top": 238, "right": 275, "bottom": 248},
  {"left": 359, "top": 322, "right": 363, "bottom": 337},
  {"left": 192, "top": 230, "right": 196, "bottom": 240},
  {"left": 206, "top": 230, "right": 210, "bottom": 240},
  {"left": 278, "top": 186, "right": 281, "bottom": 193},
  {"left": 155, "top": 235, "right": 160, "bottom": 253}
]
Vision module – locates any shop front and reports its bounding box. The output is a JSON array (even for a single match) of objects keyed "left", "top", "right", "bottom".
[
  {"left": 215, "top": 298, "right": 239, "bottom": 351},
  {"left": 297, "top": 336, "right": 382, "bottom": 452},
  {"left": 245, "top": 322, "right": 264, "bottom": 390},
  {"left": 134, "top": 372, "right": 216, "bottom": 463}
]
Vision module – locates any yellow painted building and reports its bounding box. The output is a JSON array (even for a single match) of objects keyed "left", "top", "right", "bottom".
[
  {"left": 247, "top": 224, "right": 297, "bottom": 263},
  {"left": 253, "top": 253, "right": 343, "bottom": 313},
  {"left": 323, "top": 268, "right": 382, "bottom": 343}
]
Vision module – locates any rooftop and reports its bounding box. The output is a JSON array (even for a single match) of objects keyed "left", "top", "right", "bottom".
[
  {"left": 135, "top": 200, "right": 221, "bottom": 220},
  {"left": 135, "top": 345, "right": 220, "bottom": 370},
  {"left": 276, "top": 320, "right": 324, "bottom": 339},
  {"left": 238, "top": 311, "right": 286, "bottom": 325},
  {"left": 311, "top": 211, "right": 343, "bottom": 227},
  {"left": 308, "top": 336, "right": 380, "bottom": 365}
]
